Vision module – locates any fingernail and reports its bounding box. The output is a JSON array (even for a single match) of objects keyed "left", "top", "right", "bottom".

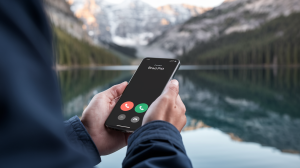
[
  {"left": 171, "top": 79, "right": 178, "bottom": 86},
  {"left": 122, "top": 81, "right": 128, "bottom": 84}
]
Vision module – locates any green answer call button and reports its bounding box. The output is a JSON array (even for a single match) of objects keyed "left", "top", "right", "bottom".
[{"left": 135, "top": 103, "right": 148, "bottom": 113}]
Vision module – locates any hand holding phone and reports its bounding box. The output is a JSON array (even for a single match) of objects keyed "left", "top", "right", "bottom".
[
  {"left": 80, "top": 60, "right": 185, "bottom": 155},
  {"left": 142, "top": 79, "right": 186, "bottom": 132},
  {"left": 105, "top": 58, "right": 181, "bottom": 132},
  {"left": 80, "top": 82, "right": 131, "bottom": 156}
]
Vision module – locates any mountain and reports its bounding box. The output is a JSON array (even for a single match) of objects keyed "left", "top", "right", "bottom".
[
  {"left": 182, "top": 12, "right": 300, "bottom": 65},
  {"left": 149, "top": 0, "right": 300, "bottom": 57},
  {"left": 68, "top": 0, "right": 210, "bottom": 46},
  {"left": 43, "top": 0, "right": 121, "bottom": 66},
  {"left": 44, "top": 0, "right": 92, "bottom": 42},
  {"left": 157, "top": 4, "right": 211, "bottom": 27}
]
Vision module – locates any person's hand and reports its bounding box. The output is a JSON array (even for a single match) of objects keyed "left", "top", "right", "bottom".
[
  {"left": 81, "top": 82, "right": 131, "bottom": 156},
  {"left": 142, "top": 79, "right": 186, "bottom": 132}
]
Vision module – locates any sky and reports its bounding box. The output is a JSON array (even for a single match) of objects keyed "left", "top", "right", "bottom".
[{"left": 108, "top": 0, "right": 225, "bottom": 8}]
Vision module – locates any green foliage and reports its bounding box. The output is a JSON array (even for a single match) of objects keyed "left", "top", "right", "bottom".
[
  {"left": 181, "top": 13, "right": 300, "bottom": 65},
  {"left": 53, "top": 26, "right": 120, "bottom": 66}
]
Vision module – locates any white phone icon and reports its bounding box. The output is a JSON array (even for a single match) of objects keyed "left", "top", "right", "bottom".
[
  {"left": 125, "top": 104, "right": 129, "bottom": 108},
  {"left": 139, "top": 106, "right": 144, "bottom": 110}
]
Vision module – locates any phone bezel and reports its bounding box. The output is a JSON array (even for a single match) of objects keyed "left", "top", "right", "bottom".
[{"left": 105, "top": 57, "right": 181, "bottom": 133}]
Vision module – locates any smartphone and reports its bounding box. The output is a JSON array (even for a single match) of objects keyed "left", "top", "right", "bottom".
[{"left": 105, "top": 57, "right": 180, "bottom": 132}]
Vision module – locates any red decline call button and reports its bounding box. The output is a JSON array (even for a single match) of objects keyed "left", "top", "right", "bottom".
[{"left": 120, "top": 101, "right": 134, "bottom": 111}]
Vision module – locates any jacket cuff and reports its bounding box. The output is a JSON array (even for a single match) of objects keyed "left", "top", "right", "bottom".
[
  {"left": 64, "top": 116, "right": 101, "bottom": 165},
  {"left": 127, "top": 120, "right": 186, "bottom": 154}
]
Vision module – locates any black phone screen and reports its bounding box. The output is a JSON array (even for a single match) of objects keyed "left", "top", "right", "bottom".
[{"left": 105, "top": 58, "right": 180, "bottom": 132}]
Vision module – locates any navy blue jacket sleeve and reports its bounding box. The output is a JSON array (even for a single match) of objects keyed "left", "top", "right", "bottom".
[
  {"left": 123, "top": 121, "right": 193, "bottom": 168},
  {"left": 0, "top": 0, "right": 100, "bottom": 167},
  {"left": 64, "top": 116, "right": 101, "bottom": 165}
]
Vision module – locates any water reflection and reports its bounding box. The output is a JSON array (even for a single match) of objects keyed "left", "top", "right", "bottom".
[
  {"left": 59, "top": 70, "right": 132, "bottom": 118},
  {"left": 58, "top": 67, "right": 300, "bottom": 167},
  {"left": 178, "top": 69, "right": 300, "bottom": 154}
]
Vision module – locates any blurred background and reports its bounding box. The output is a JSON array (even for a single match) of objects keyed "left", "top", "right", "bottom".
[{"left": 44, "top": 0, "right": 300, "bottom": 167}]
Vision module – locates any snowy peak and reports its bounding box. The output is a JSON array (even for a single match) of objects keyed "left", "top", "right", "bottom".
[
  {"left": 157, "top": 4, "right": 211, "bottom": 23},
  {"left": 68, "top": 0, "right": 209, "bottom": 46},
  {"left": 149, "top": 0, "right": 300, "bottom": 56}
]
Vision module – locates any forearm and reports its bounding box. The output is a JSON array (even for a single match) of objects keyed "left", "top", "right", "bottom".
[{"left": 123, "top": 121, "right": 192, "bottom": 168}]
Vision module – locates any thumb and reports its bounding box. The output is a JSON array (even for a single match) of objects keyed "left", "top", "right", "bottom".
[
  {"left": 103, "top": 81, "right": 128, "bottom": 101},
  {"left": 162, "top": 79, "right": 179, "bottom": 98}
]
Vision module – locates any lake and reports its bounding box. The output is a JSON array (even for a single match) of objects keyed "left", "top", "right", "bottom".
[{"left": 58, "top": 66, "right": 300, "bottom": 168}]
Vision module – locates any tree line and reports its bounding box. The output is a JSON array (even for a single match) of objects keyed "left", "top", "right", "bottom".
[
  {"left": 53, "top": 26, "right": 120, "bottom": 66},
  {"left": 181, "top": 12, "right": 300, "bottom": 66}
]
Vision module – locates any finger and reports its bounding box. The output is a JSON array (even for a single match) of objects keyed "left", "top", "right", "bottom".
[
  {"left": 176, "top": 95, "right": 186, "bottom": 112},
  {"left": 162, "top": 79, "right": 179, "bottom": 100},
  {"left": 103, "top": 81, "right": 128, "bottom": 102},
  {"left": 112, "top": 95, "right": 121, "bottom": 105}
]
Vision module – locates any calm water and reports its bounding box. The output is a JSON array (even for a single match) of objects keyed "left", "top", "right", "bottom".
[{"left": 58, "top": 67, "right": 300, "bottom": 168}]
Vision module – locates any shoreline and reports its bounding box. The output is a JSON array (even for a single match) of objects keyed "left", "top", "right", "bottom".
[{"left": 55, "top": 64, "right": 300, "bottom": 71}]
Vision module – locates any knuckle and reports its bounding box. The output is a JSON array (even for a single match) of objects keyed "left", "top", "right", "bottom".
[
  {"left": 161, "top": 95, "right": 171, "bottom": 102},
  {"left": 110, "top": 88, "right": 118, "bottom": 98},
  {"left": 168, "top": 84, "right": 179, "bottom": 93},
  {"left": 95, "top": 93, "right": 105, "bottom": 99},
  {"left": 177, "top": 104, "right": 186, "bottom": 113},
  {"left": 183, "top": 116, "right": 187, "bottom": 125},
  {"left": 182, "top": 105, "right": 186, "bottom": 112},
  {"left": 95, "top": 93, "right": 102, "bottom": 98}
]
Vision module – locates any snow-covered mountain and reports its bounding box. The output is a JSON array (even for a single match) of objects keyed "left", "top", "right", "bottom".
[
  {"left": 149, "top": 0, "right": 300, "bottom": 56},
  {"left": 157, "top": 4, "right": 211, "bottom": 26},
  {"left": 68, "top": 0, "right": 210, "bottom": 46}
]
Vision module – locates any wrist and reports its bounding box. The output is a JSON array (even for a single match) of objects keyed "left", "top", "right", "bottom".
[
  {"left": 66, "top": 116, "right": 101, "bottom": 164},
  {"left": 80, "top": 119, "right": 101, "bottom": 152}
]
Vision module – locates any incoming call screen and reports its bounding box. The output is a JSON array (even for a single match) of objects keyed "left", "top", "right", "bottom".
[{"left": 105, "top": 58, "right": 179, "bottom": 131}]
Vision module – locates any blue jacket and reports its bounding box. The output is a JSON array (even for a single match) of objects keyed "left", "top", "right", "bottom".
[{"left": 0, "top": 0, "right": 192, "bottom": 167}]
